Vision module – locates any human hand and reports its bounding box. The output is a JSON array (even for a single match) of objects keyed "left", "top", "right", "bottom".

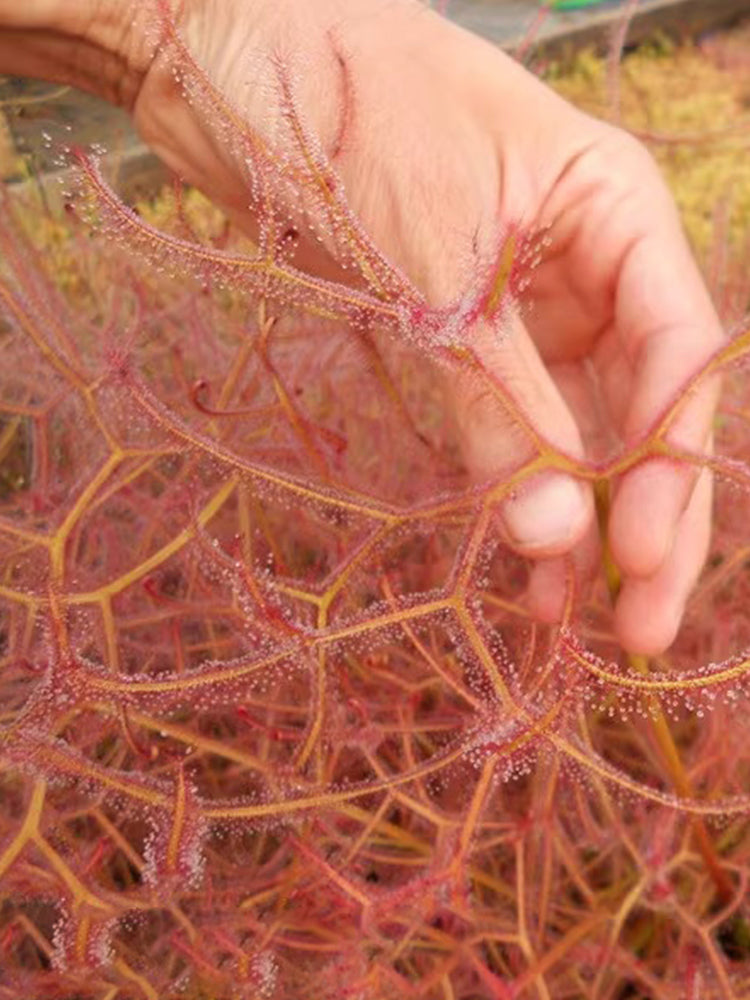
[{"left": 0, "top": 0, "right": 722, "bottom": 655}]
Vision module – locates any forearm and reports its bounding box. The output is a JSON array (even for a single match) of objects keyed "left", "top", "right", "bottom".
[{"left": 0, "top": 0, "right": 146, "bottom": 108}]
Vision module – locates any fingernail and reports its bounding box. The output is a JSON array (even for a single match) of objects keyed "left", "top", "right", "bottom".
[{"left": 503, "top": 473, "right": 589, "bottom": 551}]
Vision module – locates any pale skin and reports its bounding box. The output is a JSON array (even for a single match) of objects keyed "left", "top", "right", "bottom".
[{"left": 0, "top": 0, "right": 723, "bottom": 654}]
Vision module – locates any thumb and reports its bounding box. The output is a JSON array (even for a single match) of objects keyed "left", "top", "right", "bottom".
[{"left": 453, "top": 315, "right": 593, "bottom": 556}]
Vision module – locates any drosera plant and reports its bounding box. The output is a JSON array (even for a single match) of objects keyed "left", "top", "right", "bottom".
[{"left": 4, "top": 7, "right": 750, "bottom": 1000}]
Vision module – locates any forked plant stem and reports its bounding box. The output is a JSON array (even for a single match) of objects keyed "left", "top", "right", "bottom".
[{"left": 593, "top": 480, "right": 735, "bottom": 907}]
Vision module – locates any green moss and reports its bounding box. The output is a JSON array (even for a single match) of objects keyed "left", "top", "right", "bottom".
[{"left": 545, "top": 26, "right": 750, "bottom": 262}]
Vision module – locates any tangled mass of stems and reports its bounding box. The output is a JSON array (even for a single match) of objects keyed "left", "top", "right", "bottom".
[{"left": 2, "top": 10, "right": 750, "bottom": 1000}]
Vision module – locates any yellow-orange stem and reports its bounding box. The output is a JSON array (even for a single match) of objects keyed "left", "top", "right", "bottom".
[{"left": 594, "top": 480, "right": 734, "bottom": 906}]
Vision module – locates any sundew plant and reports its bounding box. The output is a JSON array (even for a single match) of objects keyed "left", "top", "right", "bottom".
[{"left": 2, "top": 5, "right": 750, "bottom": 999}]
